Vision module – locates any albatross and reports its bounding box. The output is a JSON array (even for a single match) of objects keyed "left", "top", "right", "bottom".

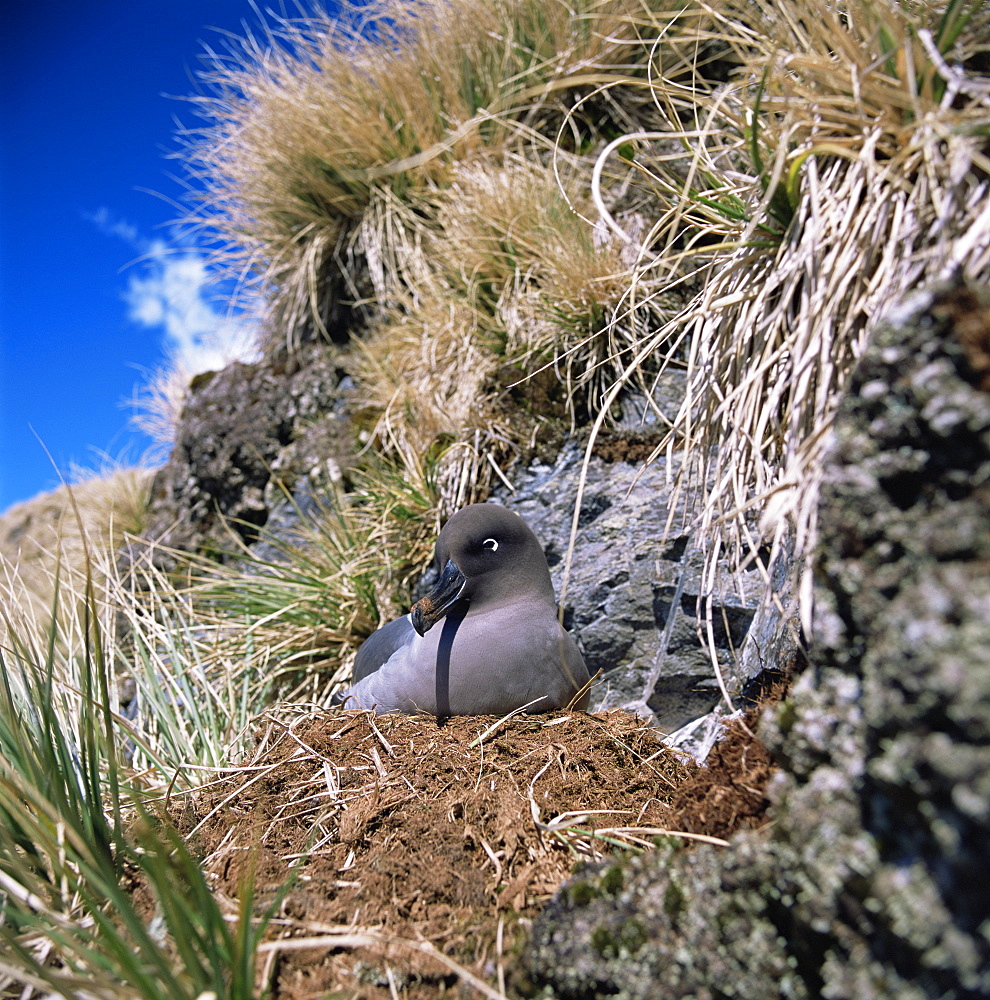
[{"left": 339, "top": 503, "right": 590, "bottom": 716}]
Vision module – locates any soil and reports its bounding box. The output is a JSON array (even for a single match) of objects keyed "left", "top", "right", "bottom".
[
  {"left": 590, "top": 430, "right": 667, "bottom": 464},
  {"left": 664, "top": 712, "right": 777, "bottom": 841},
  {"left": 172, "top": 704, "right": 780, "bottom": 999}
]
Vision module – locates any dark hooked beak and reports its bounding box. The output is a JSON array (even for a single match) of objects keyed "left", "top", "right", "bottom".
[{"left": 410, "top": 559, "right": 467, "bottom": 636}]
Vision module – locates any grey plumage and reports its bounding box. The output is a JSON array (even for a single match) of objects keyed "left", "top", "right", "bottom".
[{"left": 339, "top": 504, "right": 590, "bottom": 716}]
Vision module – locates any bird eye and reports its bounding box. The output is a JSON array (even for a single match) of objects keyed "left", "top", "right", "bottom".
[{"left": 482, "top": 538, "right": 499, "bottom": 552}]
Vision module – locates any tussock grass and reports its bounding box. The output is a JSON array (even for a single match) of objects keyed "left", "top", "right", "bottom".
[
  {"left": 574, "top": 0, "right": 990, "bottom": 618},
  {"left": 127, "top": 363, "right": 192, "bottom": 461},
  {"left": 176, "top": 0, "right": 699, "bottom": 575},
  {"left": 108, "top": 555, "right": 273, "bottom": 775},
  {"left": 180, "top": 0, "right": 682, "bottom": 351},
  {"left": 351, "top": 286, "right": 503, "bottom": 493},
  {"left": 159, "top": 467, "right": 442, "bottom": 702},
  {"left": 350, "top": 153, "right": 681, "bottom": 499},
  {"left": 0, "top": 546, "right": 279, "bottom": 997},
  {"left": 430, "top": 156, "right": 668, "bottom": 405}
]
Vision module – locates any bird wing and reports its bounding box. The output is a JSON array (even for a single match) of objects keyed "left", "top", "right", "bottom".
[{"left": 351, "top": 614, "right": 417, "bottom": 682}]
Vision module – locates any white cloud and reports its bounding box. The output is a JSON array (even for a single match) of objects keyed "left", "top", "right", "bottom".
[
  {"left": 85, "top": 206, "right": 141, "bottom": 245},
  {"left": 123, "top": 240, "right": 260, "bottom": 374},
  {"left": 88, "top": 207, "right": 261, "bottom": 375}
]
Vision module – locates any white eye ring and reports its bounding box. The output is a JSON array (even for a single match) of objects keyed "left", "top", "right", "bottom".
[{"left": 483, "top": 538, "right": 499, "bottom": 551}]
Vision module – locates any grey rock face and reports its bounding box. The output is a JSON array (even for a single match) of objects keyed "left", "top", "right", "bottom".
[
  {"left": 141, "top": 343, "right": 350, "bottom": 558},
  {"left": 494, "top": 397, "right": 788, "bottom": 731},
  {"left": 519, "top": 281, "right": 990, "bottom": 999}
]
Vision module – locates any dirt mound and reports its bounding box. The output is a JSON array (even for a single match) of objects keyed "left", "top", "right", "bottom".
[
  {"left": 180, "top": 707, "right": 775, "bottom": 998},
  {"left": 664, "top": 713, "right": 777, "bottom": 841}
]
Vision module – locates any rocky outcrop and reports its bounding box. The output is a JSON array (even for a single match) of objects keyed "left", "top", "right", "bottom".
[
  {"left": 518, "top": 280, "right": 990, "bottom": 998},
  {"left": 493, "top": 408, "right": 789, "bottom": 732},
  {"left": 140, "top": 343, "right": 350, "bottom": 558}
]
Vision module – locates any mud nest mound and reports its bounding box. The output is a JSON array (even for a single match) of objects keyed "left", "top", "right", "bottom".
[{"left": 179, "top": 707, "right": 775, "bottom": 998}]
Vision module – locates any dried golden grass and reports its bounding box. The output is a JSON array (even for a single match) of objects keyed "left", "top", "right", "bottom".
[
  {"left": 128, "top": 363, "right": 191, "bottom": 459},
  {"left": 570, "top": 0, "right": 990, "bottom": 624},
  {"left": 0, "top": 468, "right": 152, "bottom": 637},
  {"left": 179, "top": 0, "right": 681, "bottom": 351},
  {"left": 168, "top": 0, "right": 708, "bottom": 582},
  {"left": 432, "top": 156, "right": 665, "bottom": 401},
  {"left": 352, "top": 343, "right": 498, "bottom": 514},
  {"left": 347, "top": 153, "right": 683, "bottom": 512}
]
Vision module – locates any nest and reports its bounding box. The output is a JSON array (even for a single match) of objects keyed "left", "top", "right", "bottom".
[{"left": 182, "top": 708, "right": 710, "bottom": 998}]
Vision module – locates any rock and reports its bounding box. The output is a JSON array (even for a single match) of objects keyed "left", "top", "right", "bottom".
[
  {"left": 518, "top": 280, "right": 990, "bottom": 998},
  {"left": 141, "top": 342, "right": 351, "bottom": 559},
  {"left": 494, "top": 380, "right": 793, "bottom": 731}
]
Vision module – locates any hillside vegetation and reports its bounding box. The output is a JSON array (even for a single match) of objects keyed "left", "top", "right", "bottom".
[{"left": 0, "top": 1, "right": 988, "bottom": 996}]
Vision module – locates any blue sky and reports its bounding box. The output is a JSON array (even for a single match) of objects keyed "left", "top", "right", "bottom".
[{"left": 0, "top": 2, "right": 339, "bottom": 513}]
